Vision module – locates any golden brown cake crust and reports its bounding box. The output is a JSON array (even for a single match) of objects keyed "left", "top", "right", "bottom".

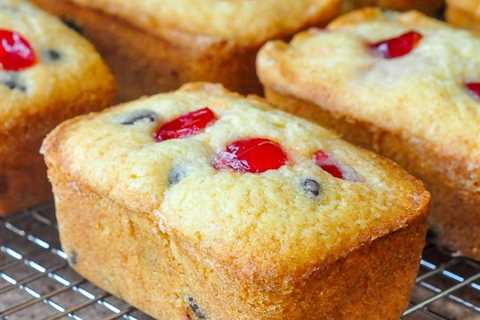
[
  {"left": 447, "top": 0, "right": 480, "bottom": 13},
  {"left": 0, "top": 0, "right": 115, "bottom": 215},
  {"left": 0, "top": 84, "right": 113, "bottom": 215},
  {"left": 43, "top": 83, "right": 429, "bottom": 319},
  {"left": 343, "top": 0, "right": 445, "bottom": 15},
  {"left": 48, "top": 168, "right": 427, "bottom": 320},
  {"left": 447, "top": 0, "right": 480, "bottom": 33}
]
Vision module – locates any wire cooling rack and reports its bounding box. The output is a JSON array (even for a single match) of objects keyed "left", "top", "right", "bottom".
[{"left": 0, "top": 204, "right": 479, "bottom": 320}]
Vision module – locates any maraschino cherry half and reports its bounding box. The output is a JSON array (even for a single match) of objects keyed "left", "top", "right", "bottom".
[
  {"left": 0, "top": 29, "right": 37, "bottom": 71},
  {"left": 314, "top": 150, "right": 345, "bottom": 179},
  {"left": 155, "top": 107, "right": 217, "bottom": 142},
  {"left": 369, "top": 31, "right": 422, "bottom": 59},
  {"left": 214, "top": 138, "right": 288, "bottom": 173},
  {"left": 466, "top": 82, "right": 480, "bottom": 100}
]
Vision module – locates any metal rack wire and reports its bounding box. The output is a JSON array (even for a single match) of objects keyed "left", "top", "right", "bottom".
[{"left": 0, "top": 204, "right": 479, "bottom": 320}]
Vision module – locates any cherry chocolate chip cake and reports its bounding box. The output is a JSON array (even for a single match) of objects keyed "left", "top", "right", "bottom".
[
  {"left": 257, "top": 7, "right": 480, "bottom": 259},
  {"left": 31, "top": 0, "right": 342, "bottom": 102},
  {"left": 0, "top": 0, "right": 114, "bottom": 215},
  {"left": 42, "top": 83, "right": 429, "bottom": 320}
]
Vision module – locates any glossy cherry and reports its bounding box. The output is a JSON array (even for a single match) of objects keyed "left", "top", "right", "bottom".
[
  {"left": 369, "top": 31, "right": 422, "bottom": 59},
  {"left": 214, "top": 138, "right": 288, "bottom": 173},
  {"left": 155, "top": 107, "right": 216, "bottom": 142},
  {"left": 0, "top": 29, "right": 37, "bottom": 71},
  {"left": 466, "top": 82, "right": 480, "bottom": 99},
  {"left": 314, "top": 150, "right": 344, "bottom": 179}
]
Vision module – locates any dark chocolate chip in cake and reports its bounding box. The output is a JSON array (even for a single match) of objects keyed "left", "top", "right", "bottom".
[
  {"left": 43, "top": 49, "right": 62, "bottom": 62},
  {"left": 302, "top": 178, "right": 321, "bottom": 197},
  {"left": 168, "top": 166, "right": 186, "bottom": 186},
  {"left": 120, "top": 110, "right": 158, "bottom": 125},
  {"left": 67, "top": 250, "right": 78, "bottom": 266},
  {"left": 187, "top": 296, "right": 207, "bottom": 320},
  {"left": 1, "top": 73, "right": 26, "bottom": 92},
  {"left": 0, "top": 175, "right": 8, "bottom": 194},
  {"left": 62, "top": 18, "right": 84, "bottom": 34}
]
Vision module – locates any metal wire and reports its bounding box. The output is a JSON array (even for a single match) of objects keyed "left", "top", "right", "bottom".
[
  {"left": 0, "top": 204, "right": 479, "bottom": 319},
  {"left": 0, "top": 204, "right": 152, "bottom": 320}
]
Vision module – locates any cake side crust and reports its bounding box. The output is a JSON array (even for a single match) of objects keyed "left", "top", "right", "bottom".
[
  {"left": 32, "top": 0, "right": 264, "bottom": 100},
  {"left": 446, "top": 1, "right": 480, "bottom": 33},
  {"left": 446, "top": 0, "right": 480, "bottom": 14},
  {"left": 47, "top": 162, "right": 428, "bottom": 320},
  {"left": 342, "top": 0, "right": 444, "bottom": 15},
  {"left": 0, "top": 79, "right": 114, "bottom": 215}
]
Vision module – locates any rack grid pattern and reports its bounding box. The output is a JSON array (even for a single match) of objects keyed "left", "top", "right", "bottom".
[{"left": 0, "top": 204, "right": 479, "bottom": 320}]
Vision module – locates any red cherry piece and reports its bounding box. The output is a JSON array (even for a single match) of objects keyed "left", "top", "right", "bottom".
[
  {"left": 466, "top": 82, "right": 480, "bottom": 99},
  {"left": 369, "top": 31, "right": 422, "bottom": 59},
  {"left": 155, "top": 107, "right": 216, "bottom": 142},
  {"left": 0, "top": 29, "right": 37, "bottom": 71},
  {"left": 214, "top": 138, "right": 288, "bottom": 173},
  {"left": 314, "top": 150, "right": 344, "bottom": 179}
]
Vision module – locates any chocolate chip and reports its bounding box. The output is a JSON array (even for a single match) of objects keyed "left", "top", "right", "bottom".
[
  {"left": 0, "top": 175, "right": 8, "bottom": 194},
  {"left": 44, "top": 49, "right": 62, "bottom": 61},
  {"left": 67, "top": 250, "right": 78, "bottom": 266},
  {"left": 62, "top": 18, "right": 83, "bottom": 34},
  {"left": 168, "top": 167, "right": 186, "bottom": 185},
  {"left": 187, "top": 296, "right": 207, "bottom": 320},
  {"left": 1, "top": 74, "right": 26, "bottom": 92},
  {"left": 120, "top": 110, "right": 158, "bottom": 125},
  {"left": 302, "top": 178, "right": 320, "bottom": 197}
]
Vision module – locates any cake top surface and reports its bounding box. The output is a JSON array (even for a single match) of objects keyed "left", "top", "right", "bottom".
[
  {"left": 42, "top": 83, "right": 428, "bottom": 279},
  {"left": 258, "top": 8, "right": 480, "bottom": 169},
  {"left": 0, "top": 0, "right": 112, "bottom": 132},
  {"left": 69, "top": 0, "right": 340, "bottom": 46}
]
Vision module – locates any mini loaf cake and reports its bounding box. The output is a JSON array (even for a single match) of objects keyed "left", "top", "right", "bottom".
[
  {"left": 343, "top": 0, "right": 445, "bottom": 15},
  {"left": 257, "top": 8, "right": 480, "bottom": 258},
  {"left": 0, "top": 0, "right": 114, "bottom": 215},
  {"left": 42, "top": 83, "right": 430, "bottom": 320},
  {"left": 31, "top": 0, "right": 341, "bottom": 102},
  {"left": 446, "top": 0, "right": 480, "bottom": 32}
]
